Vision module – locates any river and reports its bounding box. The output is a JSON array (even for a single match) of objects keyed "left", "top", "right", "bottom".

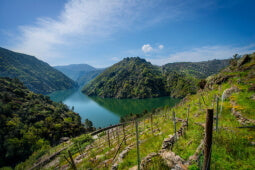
[{"left": 49, "top": 88, "right": 180, "bottom": 128}]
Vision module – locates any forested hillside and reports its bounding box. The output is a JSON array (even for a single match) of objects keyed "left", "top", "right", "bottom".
[
  {"left": 162, "top": 59, "right": 229, "bottom": 79},
  {"left": 83, "top": 57, "right": 166, "bottom": 98},
  {"left": 0, "top": 77, "right": 84, "bottom": 167},
  {"left": 54, "top": 64, "right": 104, "bottom": 86},
  {"left": 76, "top": 69, "right": 104, "bottom": 86},
  {"left": 0, "top": 47, "right": 77, "bottom": 94},
  {"left": 82, "top": 57, "right": 229, "bottom": 99}
]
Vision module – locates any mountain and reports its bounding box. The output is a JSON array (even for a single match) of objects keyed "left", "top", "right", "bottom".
[
  {"left": 82, "top": 57, "right": 167, "bottom": 98},
  {"left": 54, "top": 64, "right": 97, "bottom": 81},
  {"left": 162, "top": 59, "right": 230, "bottom": 98},
  {"left": 54, "top": 64, "right": 105, "bottom": 86},
  {"left": 76, "top": 69, "right": 104, "bottom": 86},
  {"left": 162, "top": 59, "right": 230, "bottom": 79},
  {"left": 82, "top": 57, "right": 230, "bottom": 99},
  {"left": 0, "top": 47, "right": 77, "bottom": 94},
  {"left": 0, "top": 77, "right": 84, "bottom": 167}
]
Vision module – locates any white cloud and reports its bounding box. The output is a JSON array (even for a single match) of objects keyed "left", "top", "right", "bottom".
[
  {"left": 111, "top": 57, "right": 120, "bottom": 61},
  {"left": 14, "top": 0, "right": 129, "bottom": 60},
  {"left": 158, "top": 44, "right": 164, "bottom": 50},
  {"left": 13, "top": 0, "right": 182, "bottom": 62},
  {"left": 7, "top": 0, "right": 221, "bottom": 64},
  {"left": 142, "top": 44, "right": 153, "bottom": 53},
  {"left": 148, "top": 44, "right": 255, "bottom": 65}
]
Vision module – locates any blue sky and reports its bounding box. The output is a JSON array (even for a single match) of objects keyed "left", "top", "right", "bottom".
[{"left": 0, "top": 0, "right": 255, "bottom": 67}]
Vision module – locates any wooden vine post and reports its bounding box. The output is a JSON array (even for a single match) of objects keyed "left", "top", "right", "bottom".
[
  {"left": 150, "top": 114, "right": 153, "bottom": 134},
  {"left": 203, "top": 109, "right": 214, "bottom": 170},
  {"left": 186, "top": 105, "right": 190, "bottom": 130},
  {"left": 199, "top": 98, "right": 201, "bottom": 110},
  {"left": 68, "top": 150, "right": 77, "bottom": 170},
  {"left": 144, "top": 118, "right": 146, "bottom": 129},
  {"left": 122, "top": 124, "right": 126, "bottom": 145},
  {"left": 107, "top": 130, "right": 111, "bottom": 147},
  {"left": 173, "top": 111, "right": 177, "bottom": 141},
  {"left": 135, "top": 120, "right": 141, "bottom": 170},
  {"left": 216, "top": 97, "right": 219, "bottom": 132},
  {"left": 116, "top": 127, "right": 120, "bottom": 145}
]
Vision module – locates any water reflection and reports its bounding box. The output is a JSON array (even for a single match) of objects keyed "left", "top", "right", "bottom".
[
  {"left": 89, "top": 96, "right": 180, "bottom": 117},
  {"left": 49, "top": 89, "right": 180, "bottom": 128}
]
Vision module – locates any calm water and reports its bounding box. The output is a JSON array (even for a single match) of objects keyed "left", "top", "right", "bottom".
[{"left": 49, "top": 88, "right": 180, "bottom": 128}]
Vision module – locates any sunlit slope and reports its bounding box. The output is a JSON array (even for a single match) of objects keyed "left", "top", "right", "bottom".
[
  {"left": 16, "top": 53, "right": 255, "bottom": 169},
  {"left": 82, "top": 57, "right": 229, "bottom": 99}
]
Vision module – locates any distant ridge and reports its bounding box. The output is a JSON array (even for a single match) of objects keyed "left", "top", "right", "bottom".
[
  {"left": 54, "top": 64, "right": 104, "bottom": 86},
  {"left": 0, "top": 47, "right": 77, "bottom": 94},
  {"left": 82, "top": 57, "right": 230, "bottom": 99},
  {"left": 54, "top": 64, "right": 97, "bottom": 80}
]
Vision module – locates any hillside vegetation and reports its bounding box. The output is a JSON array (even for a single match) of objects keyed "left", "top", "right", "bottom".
[
  {"left": 0, "top": 47, "right": 76, "bottom": 94},
  {"left": 76, "top": 69, "right": 104, "bottom": 86},
  {"left": 83, "top": 57, "right": 229, "bottom": 99},
  {"left": 83, "top": 57, "right": 166, "bottom": 98},
  {"left": 162, "top": 59, "right": 229, "bottom": 79},
  {"left": 54, "top": 64, "right": 104, "bottom": 86},
  {"left": 0, "top": 77, "right": 84, "bottom": 167},
  {"left": 18, "top": 53, "right": 255, "bottom": 169}
]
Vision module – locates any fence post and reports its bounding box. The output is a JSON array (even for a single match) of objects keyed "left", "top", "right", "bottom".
[
  {"left": 203, "top": 109, "right": 214, "bottom": 170},
  {"left": 135, "top": 120, "right": 141, "bottom": 170},
  {"left": 133, "top": 120, "right": 135, "bottom": 134},
  {"left": 68, "top": 150, "right": 77, "bottom": 170},
  {"left": 122, "top": 124, "right": 126, "bottom": 145},
  {"left": 187, "top": 105, "right": 190, "bottom": 130},
  {"left": 216, "top": 97, "right": 219, "bottom": 132},
  {"left": 107, "top": 130, "right": 111, "bottom": 147},
  {"left": 199, "top": 98, "right": 201, "bottom": 110},
  {"left": 116, "top": 127, "right": 120, "bottom": 145},
  {"left": 173, "top": 111, "right": 177, "bottom": 141},
  {"left": 151, "top": 114, "right": 153, "bottom": 134},
  {"left": 113, "top": 128, "right": 116, "bottom": 139},
  {"left": 144, "top": 118, "right": 146, "bottom": 129}
]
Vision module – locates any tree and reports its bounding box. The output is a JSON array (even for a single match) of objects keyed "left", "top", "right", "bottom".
[
  {"left": 84, "top": 119, "right": 93, "bottom": 132},
  {"left": 230, "top": 53, "right": 241, "bottom": 66}
]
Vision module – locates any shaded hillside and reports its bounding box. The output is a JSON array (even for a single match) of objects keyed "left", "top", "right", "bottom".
[
  {"left": 76, "top": 69, "right": 104, "bottom": 86},
  {"left": 162, "top": 59, "right": 229, "bottom": 79},
  {"left": 82, "top": 57, "right": 166, "bottom": 98},
  {"left": 54, "top": 64, "right": 97, "bottom": 81},
  {"left": 163, "top": 71, "right": 199, "bottom": 98},
  {"left": 82, "top": 57, "right": 230, "bottom": 99},
  {"left": 0, "top": 77, "right": 84, "bottom": 167},
  {"left": 0, "top": 47, "right": 76, "bottom": 94}
]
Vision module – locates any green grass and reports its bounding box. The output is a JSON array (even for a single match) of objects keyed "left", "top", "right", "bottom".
[{"left": 14, "top": 68, "right": 255, "bottom": 170}]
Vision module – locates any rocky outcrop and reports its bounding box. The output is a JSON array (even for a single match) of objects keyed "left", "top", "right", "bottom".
[
  {"left": 188, "top": 140, "right": 204, "bottom": 164},
  {"left": 140, "top": 152, "right": 159, "bottom": 170},
  {"left": 112, "top": 144, "right": 134, "bottom": 170},
  {"left": 222, "top": 86, "right": 240, "bottom": 100},
  {"left": 205, "top": 74, "right": 233, "bottom": 89},
  {"left": 231, "top": 101, "right": 255, "bottom": 125},
  {"left": 162, "top": 121, "right": 188, "bottom": 150},
  {"left": 237, "top": 54, "right": 252, "bottom": 67},
  {"left": 159, "top": 150, "right": 187, "bottom": 170}
]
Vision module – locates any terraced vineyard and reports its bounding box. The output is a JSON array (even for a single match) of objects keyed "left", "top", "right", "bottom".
[{"left": 16, "top": 54, "right": 255, "bottom": 169}]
